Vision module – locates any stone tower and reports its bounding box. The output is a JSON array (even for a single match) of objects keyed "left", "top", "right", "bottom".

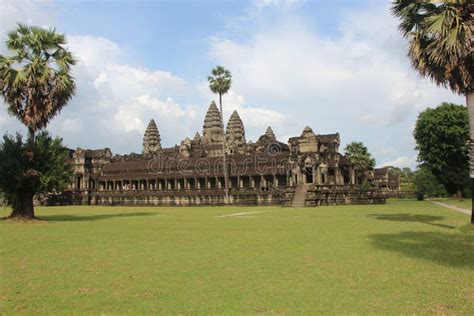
[
  {"left": 226, "top": 110, "right": 246, "bottom": 149},
  {"left": 265, "top": 126, "right": 276, "bottom": 140},
  {"left": 202, "top": 101, "right": 223, "bottom": 145},
  {"left": 143, "top": 119, "right": 162, "bottom": 155}
]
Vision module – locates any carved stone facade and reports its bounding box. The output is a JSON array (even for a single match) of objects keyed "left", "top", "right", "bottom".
[
  {"left": 143, "top": 119, "right": 162, "bottom": 156},
  {"left": 49, "top": 101, "right": 388, "bottom": 207},
  {"left": 226, "top": 110, "right": 246, "bottom": 154}
]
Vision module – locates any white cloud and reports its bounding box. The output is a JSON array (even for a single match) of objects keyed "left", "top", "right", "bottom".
[
  {"left": 209, "top": 3, "right": 463, "bottom": 164},
  {"left": 379, "top": 156, "right": 417, "bottom": 170},
  {"left": 254, "top": 0, "right": 304, "bottom": 9},
  {"left": 0, "top": 0, "right": 55, "bottom": 46},
  {"left": 0, "top": 0, "right": 465, "bottom": 164}
]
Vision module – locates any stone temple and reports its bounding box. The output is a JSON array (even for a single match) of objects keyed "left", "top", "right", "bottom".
[{"left": 54, "top": 101, "right": 392, "bottom": 207}]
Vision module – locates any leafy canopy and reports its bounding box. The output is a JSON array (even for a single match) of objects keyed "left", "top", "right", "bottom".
[
  {"left": 414, "top": 165, "right": 448, "bottom": 198},
  {"left": 208, "top": 66, "right": 232, "bottom": 95},
  {"left": 0, "top": 24, "right": 76, "bottom": 132},
  {"left": 344, "top": 141, "right": 376, "bottom": 171},
  {"left": 391, "top": 0, "right": 473, "bottom": 95},
  {"left": 414, "top": 102, "right": 469, "bottom": 194},
  {"left": 0, "top": 131, "right": 72, "bottom": 198}
]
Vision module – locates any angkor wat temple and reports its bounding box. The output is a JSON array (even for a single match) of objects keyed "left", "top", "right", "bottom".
[{"left": 56, "top": 101, "right": 392, "bottom": 207}]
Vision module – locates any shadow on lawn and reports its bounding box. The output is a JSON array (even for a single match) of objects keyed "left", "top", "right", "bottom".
[
  {"left": 370, "top": 230, "right": 474, "bottom": 269},
  {"left": 368, "top": 213, "right": 456, "bottom": 229},
  {"left": 40, "top": 212, "right": 158, "bottom": 222}
]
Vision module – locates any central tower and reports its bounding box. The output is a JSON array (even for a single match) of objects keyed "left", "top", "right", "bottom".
[{"left": 202, "top": 101, "right": 224, "bottom": 145}]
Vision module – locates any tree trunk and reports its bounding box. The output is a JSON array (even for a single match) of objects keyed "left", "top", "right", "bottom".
[
  {"left": 467, "top": 93, "right": 474, "bottom": 224},
  {"left": 219, "top": 93, "right": 229, "bottom": 204},
  {"left": 28, "top": 127, "right": 35, "bottom": 149},
  {"left": 471, "top": 178, "right": 474, "bottom": 224},
  {"left": 9, "top": 127, "right": 37, "bottom": 219},
  {"left": 9, "top": 191, "right": 35, "bottom": 219}
]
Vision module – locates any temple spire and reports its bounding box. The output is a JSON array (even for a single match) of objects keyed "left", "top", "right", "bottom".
[
  {"left": 143, "top": 119, "right": 162, "bottom": 155},
  {"left": 226, "top": 110, "right": 246, "bottom": 149},
  {"left": 202, "top": 101, "right": 223, "bottom": 145},
  {"left": 265, "top": 126, "right": 276, "bottom": 140}
]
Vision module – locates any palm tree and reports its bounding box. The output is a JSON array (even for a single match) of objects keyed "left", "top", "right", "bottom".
[
  {"left": 391, "top": 1, "right": 473, "bottom": 223},
  {"left": 0, "top": 24, "right": 76, "bottom": 146},
  {"left": 0, "top": 24, "right": 76, "bottom": 218},
  {"left": 344, "top": 142, "right": 376, "bottom": 185},
  {"left": 208, "top": 66, "right": 232, "bottom": 203}
]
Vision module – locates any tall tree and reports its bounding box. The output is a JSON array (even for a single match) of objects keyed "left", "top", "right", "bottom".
[
  {"left": 391, "top": 1, "right": 473, "bottom": 223},
  {"left": 0, "top": 132, "right": 72, "bottom": 218},
  {"left": 208, "top": 66, "right": 232, "bottom": 204},
  {"left": 344, "top": 141, "right": 376, "bottom": 184},
  {"left": 0, "top": 24, "right": 76, "bottom": 218},
  {"left": 414, "top": 103, "right": 469, "bottom": 196}
]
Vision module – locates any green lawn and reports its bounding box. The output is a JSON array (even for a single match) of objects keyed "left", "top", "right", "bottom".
[
  {"left": 433, "top": 198, "right": 472, "bottom": 210},
  {"left": 1, "top": 200, "right": 473, "bottom": 315}
]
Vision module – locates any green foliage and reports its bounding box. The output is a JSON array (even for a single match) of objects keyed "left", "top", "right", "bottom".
[
  {"left": 0, "top": 24, "right": 76, "bottom": 133},
  {"left": 391, "top": 1, "right": 473, "bottom": 95},
  {"left": 0, "top": 131, "right": 72, "bottom": 199},
  {"left": 344, "top": 141, "right": 376, "bottom": 171},
  {"left": 208, "top": 65, "right": 232, "bottom": 96},
  {"left": 388, "top": 166, "right": 415, "bottom": 192},
  {"left": 361, "top": 180, "right": 373, "bottom": 191},
  {"left": 414, "top": 165, "right": 448, "bottom": 198},
  {"left": 414, "top": 103, "right": 469, "bottom": 195}
]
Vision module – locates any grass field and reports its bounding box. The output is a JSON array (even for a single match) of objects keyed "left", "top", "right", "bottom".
[{"left": 1, "top": 200, "right": 473, "bottom": 314}]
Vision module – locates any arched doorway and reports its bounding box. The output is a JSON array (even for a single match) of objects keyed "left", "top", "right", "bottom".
[{"left": 305, "top": 166, "right": 313, "bottom": 183}]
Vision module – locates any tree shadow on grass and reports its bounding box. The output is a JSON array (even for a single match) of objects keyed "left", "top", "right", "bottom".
[
  {"left": 369, "top": 230, "right": 474, "bottom": 269},
  {"left": 368, "top": 213, "right": 456, "bottom": 229},
  {"left": 39, "top": 212, "right": 159, "bottom": 222}
]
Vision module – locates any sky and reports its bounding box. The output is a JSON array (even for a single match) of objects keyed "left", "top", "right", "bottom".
[{"left": 0, "top": 0, "right": 464, "bottom": 170}]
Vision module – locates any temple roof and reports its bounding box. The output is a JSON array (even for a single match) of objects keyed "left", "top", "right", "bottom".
[
  {"left": 374, "top": 167, "right": 389, "bottom": 177},
  {"left": 317, "top": 133, "right": 340, "bottom": 143},
  {"left": 74, "top": 148, "right": 112, "bottom": 159},
  {"left": 100, "top": 152, "right": 290, "bottom": 179}
]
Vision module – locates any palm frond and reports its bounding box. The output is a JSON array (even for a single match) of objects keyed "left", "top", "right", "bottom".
[{"left": 0, "top": 24, "right": 76, "bottom": 132}]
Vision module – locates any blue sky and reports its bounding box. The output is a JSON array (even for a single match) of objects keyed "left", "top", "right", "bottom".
[
  {"left": 0, "top": 0, "right": 464, "bottom": 169},
  {"left": 56, "top": 1, "right": 364, "bottom": 81}
]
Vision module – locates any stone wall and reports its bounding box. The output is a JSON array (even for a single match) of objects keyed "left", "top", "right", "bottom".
[
  {"left": 304, "top": 185, "right": 385, "bottom": 206},
  {"left": 40, "top": 189, "right": 282, "bottom": 207},
  {"left": 38, "top": 185, "right": 386, "bottom": 207}
]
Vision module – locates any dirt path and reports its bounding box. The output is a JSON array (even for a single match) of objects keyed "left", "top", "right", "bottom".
[
  {"left": 429, "top": 200, "right": 470, "bottom": 216},
  {"left": 218, "top": 211, "right": 270, "bottom": 218}
]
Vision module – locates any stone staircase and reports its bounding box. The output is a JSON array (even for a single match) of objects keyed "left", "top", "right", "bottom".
[{"left": 291, "top": 184, "right": 308, "bottom": 207}]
